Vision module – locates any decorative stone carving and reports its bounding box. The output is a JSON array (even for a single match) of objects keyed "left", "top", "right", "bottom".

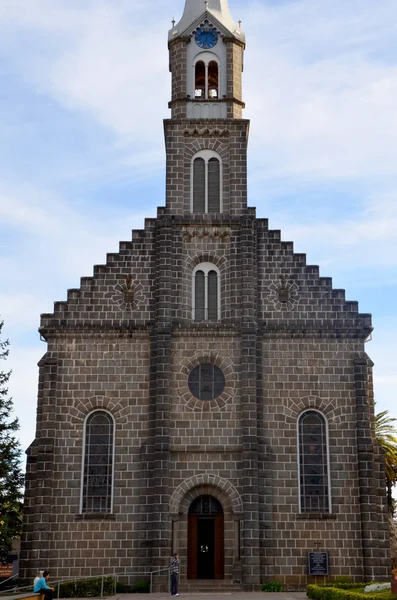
[
  {"left": 124, "top": 275, "right": 134, "bottom": 304},
  {"left": 268, "top": 276, "right": 300, "bottom": 311},
  {"left": 112, "top": 276, "right": 146, "bottom": 312},
  {"left": 181, "top": 227, "right": 230, "bottom": 241},
  {"left": 183, "top": 128, "right": 229, "bottom": 137}
]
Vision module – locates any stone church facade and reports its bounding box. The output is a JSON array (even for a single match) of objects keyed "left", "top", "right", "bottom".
[{"left": 20, "top": 0, "right": 390, "bottom": 590}]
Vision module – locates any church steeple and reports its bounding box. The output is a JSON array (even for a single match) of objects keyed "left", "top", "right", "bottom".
[
  {"left": 168, "top": 0, "right": 246, "bottom": 121},
  {"left": 164, "top": 0, "right": 249, "bottom": 217},
  {"left": 169, "top": 0, "right": 245, "bottom": 43}
]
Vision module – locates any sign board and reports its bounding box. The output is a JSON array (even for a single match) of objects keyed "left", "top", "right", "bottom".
[
  {"left": 0, "top": 563, "right": 13, "bottom": 578},
  {"left": 308, "top": 552, "right": 329, "bottom": 576}
]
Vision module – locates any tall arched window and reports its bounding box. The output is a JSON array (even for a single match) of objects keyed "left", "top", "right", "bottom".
[
  {"left": 193, "top": 55, "right": 220, "bottom": 99},
  {"left": 81, "top": 410, "right": 115, "bottom": 514},
  {"left": 298, "top": 410, "right": 331, "bottom": 513},
  {"left": 193, "top": 263, "right": 220, "bottom": 321},
  {"left": 195, "top": 61, "right": 206, "bottom": 98},
  {"left": 192, "top": 151, "right": 222, "bottom": 213},
  {"left": 208, "top": 61, "right": 219, "bottom": 98}
]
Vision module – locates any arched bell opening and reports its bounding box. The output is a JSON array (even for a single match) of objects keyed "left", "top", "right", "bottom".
[
  {"left": 195, "top": 61, "right": 206, "bottom": 98},
  {"left": 208, "top": 61, "right": 219, "bottom": 98},
  {"left": 187, "top": 495, "right": 224, "bottom": 580}
]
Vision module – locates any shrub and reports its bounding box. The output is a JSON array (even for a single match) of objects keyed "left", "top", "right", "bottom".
[
  {"left": 262, "top": 581, "right": 284, "bottom": 592},
  {"left": 55, "top": 576, "right": 115, "bottom": 598},
  {"left": 131, "top": 579, "right": 150, "bottom": 593},
  {"left": 323, "top": 584, "right": 366, "bottom": 590},
  {"left": 306, "top": 584, "right": 393, "bottom": 600}
]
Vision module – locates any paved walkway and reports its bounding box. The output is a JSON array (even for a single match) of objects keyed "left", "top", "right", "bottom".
[
  {"left": 0, "top": 595, "right": 308, "bottom": 600},
  {"left": 111, "top": 594, "right": 307, "bottom": 600}
]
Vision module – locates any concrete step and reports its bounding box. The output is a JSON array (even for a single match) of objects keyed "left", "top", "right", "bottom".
[{"left": 180, "top": 580, "right": 243, "bottom": 593}]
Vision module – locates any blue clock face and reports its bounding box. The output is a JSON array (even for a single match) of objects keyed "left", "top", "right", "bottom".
[{"left": 195, "top": 28, "right": 218, "bottom": 49}]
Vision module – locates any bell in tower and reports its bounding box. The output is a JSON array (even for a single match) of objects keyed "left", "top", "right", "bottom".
[
  {"left": 168, "top": 0, "right": 245, "bottom": 120},
  {"left": 165, "top": 0, "right": 249, "bottom": 216}
]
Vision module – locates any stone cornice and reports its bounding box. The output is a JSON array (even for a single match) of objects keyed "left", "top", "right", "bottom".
[{"left": 39, "top": 321, "right": 372, "bottom": 341}]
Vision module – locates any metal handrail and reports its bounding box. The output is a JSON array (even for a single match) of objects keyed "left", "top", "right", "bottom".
[
  {"left": 0, "top": 566, "right": 173, "bottom": 596},
  {"left": 0, "top": 575, "right": 18, "bottom": 588}
]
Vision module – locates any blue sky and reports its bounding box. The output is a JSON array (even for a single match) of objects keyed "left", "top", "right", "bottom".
[{"left": 0, "top": 0, "right": 396, "bottom": 454}]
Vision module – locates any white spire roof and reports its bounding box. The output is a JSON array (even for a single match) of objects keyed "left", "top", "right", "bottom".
[{"left": 169, "top": 0, "right": 245, "bottom": 42}]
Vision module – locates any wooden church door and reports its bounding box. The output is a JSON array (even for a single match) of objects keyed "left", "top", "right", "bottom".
[{"left": 187, "top": 496, "right": 224, "bottom": 579}]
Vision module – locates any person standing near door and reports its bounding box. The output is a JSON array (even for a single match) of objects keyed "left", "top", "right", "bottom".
[{"left": 170, "top": 552, "right": 180, "bottom": 597}]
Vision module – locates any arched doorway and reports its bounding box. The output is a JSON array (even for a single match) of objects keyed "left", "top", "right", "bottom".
[{"left": 187, "top": 495, "right": 224, "bottom": 580}]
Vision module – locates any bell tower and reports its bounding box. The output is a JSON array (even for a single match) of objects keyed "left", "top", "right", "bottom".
[{"left": 164, "top": 0, "right": 249, "bottom": 216}]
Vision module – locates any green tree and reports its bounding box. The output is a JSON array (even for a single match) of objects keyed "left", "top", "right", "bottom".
[
  {"left": 375, "top": 408, "right": 397, "bottom": 514},
  {"left": 0, "top": 318, "right": 24, "bottom": 563}
]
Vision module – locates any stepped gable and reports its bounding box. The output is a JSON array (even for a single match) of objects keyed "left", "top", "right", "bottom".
[
  {"left": 40, "top": 214, "right": 371, "bottom": 340},
  {"left": 257, "top": 219, "right": 371, "bottom": 337},
  {"left": 40, "top": 219, "right": 157, "bottom": 335}
]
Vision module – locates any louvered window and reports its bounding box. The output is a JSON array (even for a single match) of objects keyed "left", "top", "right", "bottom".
[
  {"left": 193, "top": 158, "right": 206, "bottom": 213},
  {"left": 195, "top": 270, "right": 205, "bottom": 321},
  {"left": 82, "top": 411, "right": 114, "bottom": 514},
  {"left": 298, "top": 411, "right": 331, "bottom": 513},
  {"left": 191, "top": 152, "right": 222, "bottom": 213},
  {"left": 193, "top": 263, "right": 220, "bottom": 321},
  {"left": 207, "top": 270, "right": 218, "bottom": 320},
  {"left": 208, "top": 158, "right": 220, "bottom": 212}
]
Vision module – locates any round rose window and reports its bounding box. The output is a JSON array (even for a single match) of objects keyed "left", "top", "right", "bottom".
[{"left": 188, "top": 364, "right": 225, "bottom": 401}]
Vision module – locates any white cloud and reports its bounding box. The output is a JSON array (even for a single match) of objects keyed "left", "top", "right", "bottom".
[
  {"left": 262, "top": 189, "right": 397, "bottom": 276},
  {"left": 0, "top": 0, "right": 396, "bottom": 453},
  {"left": 6, "top": 344, "right": 43, "bottom": 452},
  {"left": 0, "top": 0, "right": 396, "bottom": 185}
]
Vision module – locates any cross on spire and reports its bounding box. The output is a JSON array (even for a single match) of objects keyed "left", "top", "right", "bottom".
[
  {"left": 172, "top": 18, "right": 176, "bottom": 27},
  {"left": 204, "top": 0, "right": 209, "bottom": 9}
]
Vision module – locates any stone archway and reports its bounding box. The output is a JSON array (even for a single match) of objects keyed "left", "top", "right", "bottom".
[{"left": 169, "top": 475, "right": 243, "bottom": 584}]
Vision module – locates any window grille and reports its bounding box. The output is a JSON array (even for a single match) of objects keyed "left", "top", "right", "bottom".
[
  {"left": 188, "top": 364, "right": 225, "bottom": 400},
  {"left": 298, "top": 411, "right": 330, "bottom": 513},
  {"left": 82, "top": 411, "right": 114, "bottom": 513}
]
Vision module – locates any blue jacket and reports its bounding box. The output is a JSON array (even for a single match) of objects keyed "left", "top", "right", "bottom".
[{"left": 34, "top": 577, "right": 51, "bottom": 593}]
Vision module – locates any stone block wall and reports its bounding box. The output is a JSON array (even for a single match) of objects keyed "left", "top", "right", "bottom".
[
  {"left": 259, "top": 338, "right": 365, "bottom": 585},
  {"left": 20, "top": 210, "right": 390, "bottom": 587},
  {"left": 164, "top": 120, "right": 249, "bottom": 216}
]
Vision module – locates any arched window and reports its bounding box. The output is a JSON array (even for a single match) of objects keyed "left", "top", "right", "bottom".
[
  {"left": 195, "top": 61, "right": 206, "bottom": 98},
  {"left": 192, "top": 151, "right": 222, "bottom": 213},
  {"left": 193, "top": 55, "right": 220, "bottom": 99},
  {"left": 208, "top": 61, "right": 219, "bottom": 98},
  {"left": 189, "top": 495, "right": 223, "bottom": 515},
  {"left": 81, "top": 410, "right": 115, "bottom": 514},
  {"left": 298, "top": 410, "right": 331, "bottom": 513},
  {"left": 192, "top": 263, "right": 220, "bottom": 321}
]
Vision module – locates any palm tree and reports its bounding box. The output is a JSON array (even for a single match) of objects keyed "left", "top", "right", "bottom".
[{"left": 375, "top": 409, "right": 397, "bottom": 513}]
